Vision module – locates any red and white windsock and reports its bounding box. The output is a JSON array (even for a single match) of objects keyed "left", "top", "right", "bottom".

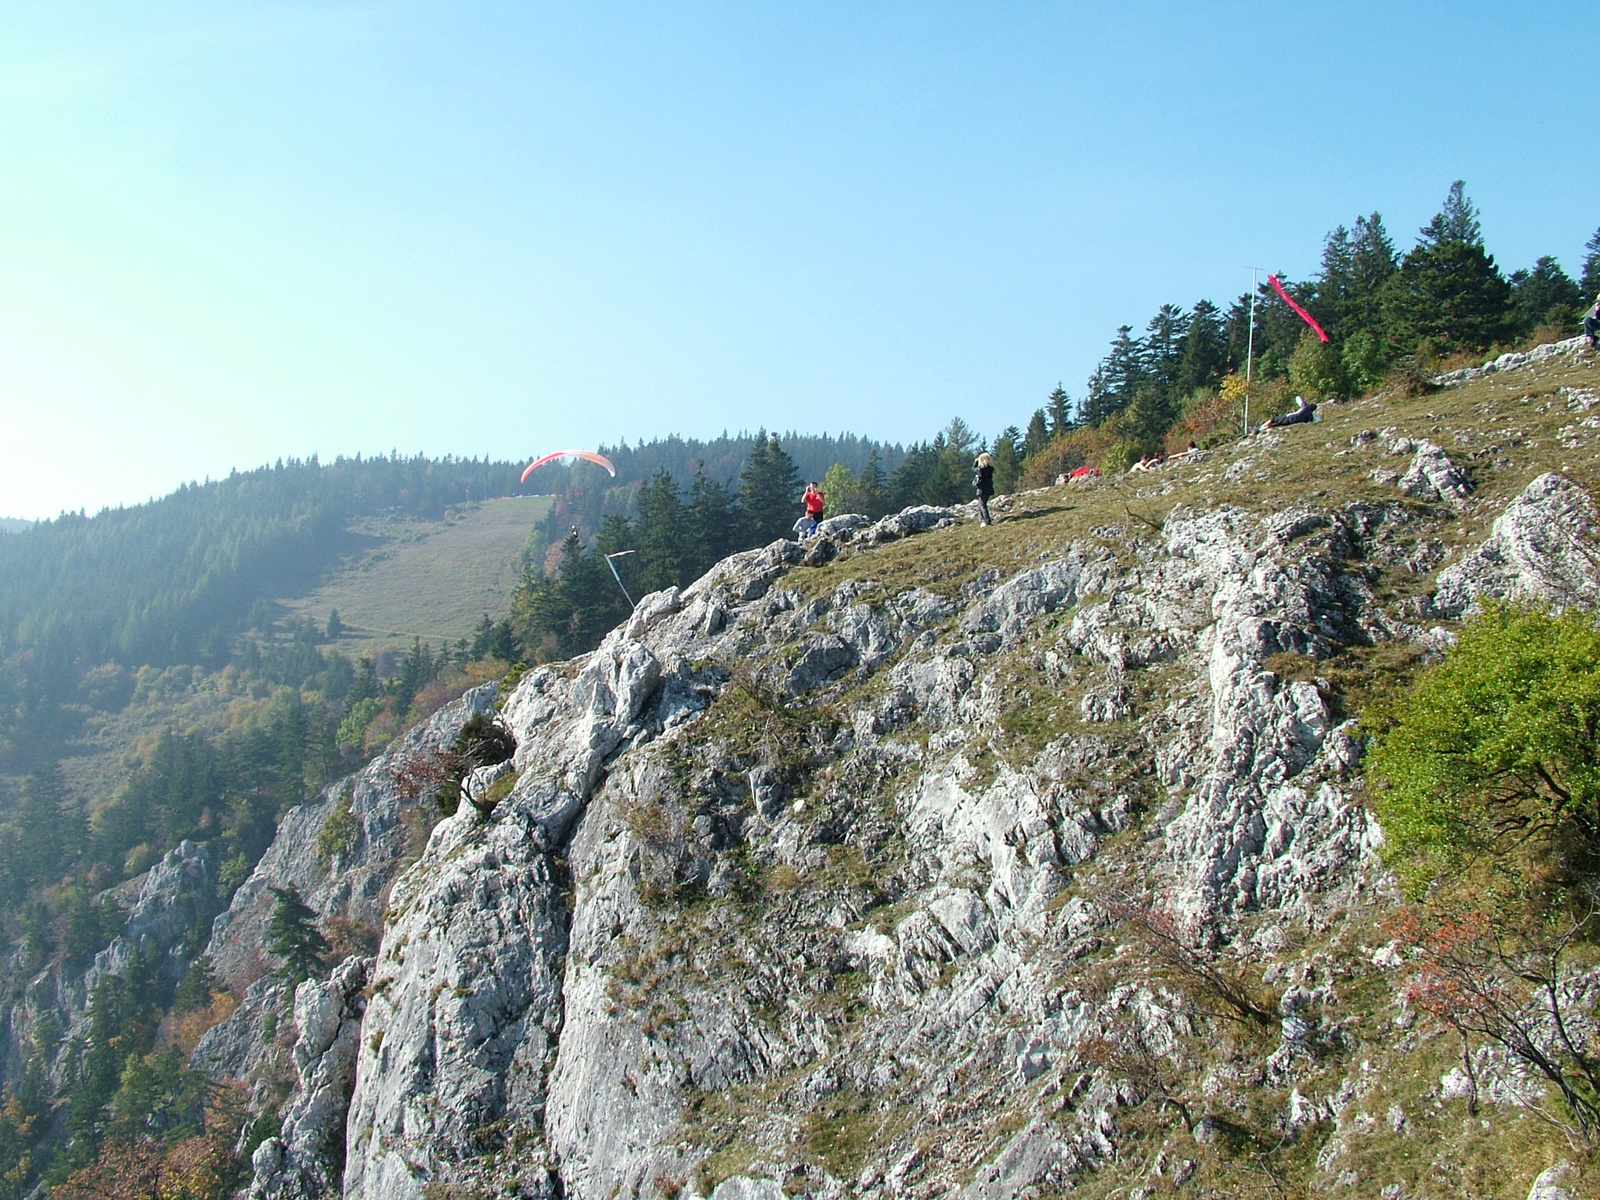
[{"left": 1267, "top": 274, "right": 1329, "bottom": 343}]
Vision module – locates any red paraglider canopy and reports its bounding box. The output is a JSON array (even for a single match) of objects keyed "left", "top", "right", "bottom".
[{"left": 520, "top": 450, "right": 617, "bottom": 483}]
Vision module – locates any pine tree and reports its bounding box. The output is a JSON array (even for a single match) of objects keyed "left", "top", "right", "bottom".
[
  {"left": 64, "top": 978, "right": 133, "bottom": 1165},
  {"left": 1347, "top": 213, "right": 1398, "bottom": 338},
  {"left": 558, "top": 522, "right": 632, "bottom": 651},
  {"left": 325, "top": 609, "right": 342, "bottom": 641},
  {"left": 634, "top": 469, "right": 687, "bottom": 592},
  {"left": 1082, "top": 326, "right": 1145, "bottom": 425},
  {"left": 737, "top": 433, "right": 801, "bottom": 545},
  {"left": 991, "top": 427, "right": 1022, "bottom": 494},
  {"left": 887, "top": 442, "right": 940, "bottom": 511},
  {"left": 1314, "top": 224, "right": 1356, "bottom": 341},
  {"left": 1143, "top": 304, "right": 1190, "bottom": 391},
  {"left": 1582, "top": 227, "right": 1600, "bottom": 306},
  {"left": 1121, "top": 383, "right": 1180, "bottom": 455},
  {"left": 267, "top": 885, "right": 329, "bottom": 985},
  {"left": 1175, "top": 299, "right": 1228, "bottom": 396},
  {"left": 1258, "top": 275, "right": 1317, "bottom": 371},
  {"left": 916, "top": 420, "right": 979, "bottom": 507},
  {"left": 1020, "top": 410, "right": 1051, "bottom": 458},
  {"left": 1423, "top": 180, "right": 1481, "bottom": 245},
  {"left": 1508, "top": 256, "right": 1581, "bottom": 333},
  {"left": 468, "top": 614, "right": 495, "bottom": 661},
  {"left": 1223, "top": 293, "right": 1259, "bottom": 376},
  {"left": 1046, "top": 386, "right": 1072, "bottom": 437},
  {"left": 15, "top": 764, "right": 71, "bottom": 893},
  {"left": 1382, "top": 181, "right": 1513, "bottom": 353},
  {"left": 686, "top": 465, "right": 741, "bottom": 572},
  {"left": 173, "top": 955, "right": 218, "bottom": 1015},
  {"left": 349, "top": 656, "right": 379, "bottom": 704},
  {"left": 62, "top": 885, "right": 110, "bottom": 965},
  {"left": 858, "top": 448, "right": 888, "bottom": 517}
]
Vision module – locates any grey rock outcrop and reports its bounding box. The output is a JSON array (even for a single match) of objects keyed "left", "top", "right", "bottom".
[
  {"left": 189, "top": 972, "right": 290, "bottom": 1087},
  {"left": 326, "top": 493, "right": 1425, "bottom": 1200},
  {"left": 341, "top": 799, "right": 568, "bottom": 1200},
  {"left": 1433, "top": 472, "right": 1600, "bottom": 617},
  {"left": 250, "top": 955, "right": 372, "bottom": 1200},
  {"left": 1396, "top": 439, "right": 1472, "bottom": 504},
  {"left": 1526, "top": 1161, "right": 1574, "bottom": 1200},
  {"left": 1432, "top": 335, "right": 1589, "bottom": 387},
  {"left": 859, "top": 504, "right": 960, "bottom": 543},
  {"left": 178, "top": 474, "right": 1600, "bottom": 1200}
]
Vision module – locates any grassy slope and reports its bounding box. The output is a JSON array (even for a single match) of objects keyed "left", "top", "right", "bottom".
[
  {"left": 670, "top": 346, "right": 1600, "bottom": 1198},
  {"left": 281, "top": 494, "right": 551, "bottom": 654},
  {"left": 43, "top": 494, "right": 549, "bottom": 821}
]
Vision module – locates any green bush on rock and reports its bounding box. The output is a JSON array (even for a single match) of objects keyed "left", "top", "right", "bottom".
[{"left": 1368, "top": 603, "right": 1600, "bottom": 893}]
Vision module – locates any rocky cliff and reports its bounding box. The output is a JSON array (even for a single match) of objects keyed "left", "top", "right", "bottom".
[{"left": 206, "top": 341, "right": 1600, "bottom": 1200}]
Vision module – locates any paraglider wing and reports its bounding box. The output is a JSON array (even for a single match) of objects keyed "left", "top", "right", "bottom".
[{"left": 520, "top": 450, "right": 617, "bottom": 483}]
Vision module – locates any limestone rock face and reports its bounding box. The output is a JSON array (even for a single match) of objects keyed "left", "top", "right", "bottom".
[
  {"left": 326, "top": 492, "right": 1425, "bottom": 1200},
  {"left": 250, "top": 955, "right": 372, "bottom": 1200},
  {"left": 189, "top": 688, "right": 501, "bottom": 1148},
  {"left": 340, "top": 800, "right": 568, "bottom": 1200},
  {"left": 1433, "top": 472, "right": 1600, "bottom": 616},
  {"left": 1432, "top": 335, "right": 1588, "bottom": 386},
  {"left": 1525, "top": 1161, "right": 1574, "bottom": 1200},
  {"left": 187, "top": 477, "right": 1600, "bottom": 1200}
]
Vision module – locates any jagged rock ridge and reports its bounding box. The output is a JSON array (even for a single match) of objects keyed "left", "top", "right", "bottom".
[
  {"left": 41, "top": 341, "right": 1566, "bottom": 1200},
  {"left": 191, "top": 447, "right": 1594, "bottom": 1200}
]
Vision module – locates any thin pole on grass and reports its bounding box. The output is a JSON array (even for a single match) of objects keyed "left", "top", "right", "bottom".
[{"left": 1244, "top": 266, "right": 1261, "bottom": 436}]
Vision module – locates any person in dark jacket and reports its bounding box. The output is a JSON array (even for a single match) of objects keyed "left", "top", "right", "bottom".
[
  {"left": 974, "top": 452, "right": 995, "bottom": 526},
  {"left": 1585, "top": 299, "right": 1600, "bottom": 349},
  {"left": 1261, "top": 395, "right": 1317, "bottom": 431}
]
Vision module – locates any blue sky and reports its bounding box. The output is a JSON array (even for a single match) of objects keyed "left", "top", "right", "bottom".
[{"left": 1, "top": 1, "right": 1595, "bottom": 519}]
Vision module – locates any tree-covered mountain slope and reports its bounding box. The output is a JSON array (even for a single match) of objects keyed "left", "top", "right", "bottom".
[{"left": 106, "top": 337, "right": 1600, "bottom": 1200}]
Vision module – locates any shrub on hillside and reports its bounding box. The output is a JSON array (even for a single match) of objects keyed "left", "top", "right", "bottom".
[
  {"left": 1367, "top": 604, "right": 1600, "bottom": 894},
  {"left": 1164, "top": 385, "right": 1240, "bottom": 451},
  {"left": 1287, "top": 330, "right": 1347, "bottom": 401},
  {"left": 1019, "top": 425, "right": 1117, "bottom": 487}
]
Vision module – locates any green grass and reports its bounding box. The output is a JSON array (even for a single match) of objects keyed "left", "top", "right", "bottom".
[{"left": 282, "top": 494, "right": 551, "bottom": 654}]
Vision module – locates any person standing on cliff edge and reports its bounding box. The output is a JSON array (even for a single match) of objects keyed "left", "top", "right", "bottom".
[
  {"left": 974, "top": 452, "right": 995, "bottom": 526},
  {"left": 799, "top": 481, "right": 825, "bottom": 536}
]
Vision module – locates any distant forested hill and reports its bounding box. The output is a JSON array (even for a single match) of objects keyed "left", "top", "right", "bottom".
[
  {"left": 0, "top": 435, "right": 911, "bottom": 772},
  {"left": 0, "top": 454, "right": 528, "bottom": 765},
  {"left": 0, "top": 454, "right": 526, "bottom": 670}
]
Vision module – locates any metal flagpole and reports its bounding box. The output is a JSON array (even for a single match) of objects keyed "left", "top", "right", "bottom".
[
  {"left": 1244, "top": 267, "right": 1258, "bottom": 436},
  {"left": 604, "top": 550, "right": 637, "bottom": 609}
]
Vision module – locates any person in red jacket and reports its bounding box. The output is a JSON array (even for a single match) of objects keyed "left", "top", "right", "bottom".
[{"left": 800, "top": 481, "right": 825, "bottom": 536}]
